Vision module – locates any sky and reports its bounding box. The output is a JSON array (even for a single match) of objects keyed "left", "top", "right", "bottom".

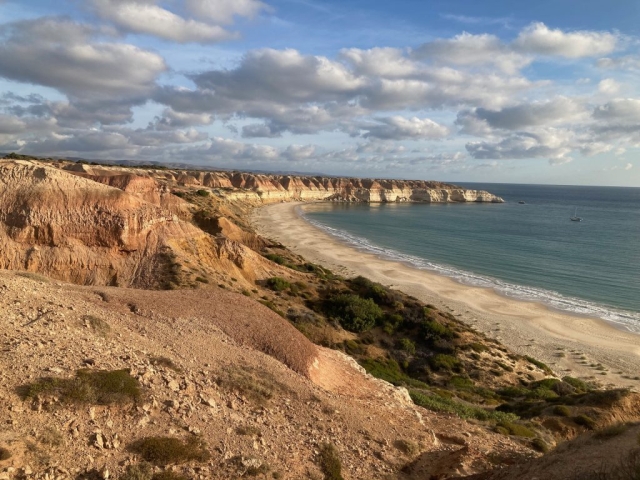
[{"left": 0, "top": 1, "right": 639, "bottom": 185}]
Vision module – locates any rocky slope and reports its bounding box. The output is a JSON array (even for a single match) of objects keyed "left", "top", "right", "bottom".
[{"left": 0, "top": 161, "right": 278, "bottom": 288}]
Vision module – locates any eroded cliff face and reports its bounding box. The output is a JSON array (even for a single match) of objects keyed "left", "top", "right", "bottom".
[
  {"left": 0, "top": 161, "right": 277, "bottom": 288},
  {"left": 164, "top": 170, "right": 504, "bottom": 204}
]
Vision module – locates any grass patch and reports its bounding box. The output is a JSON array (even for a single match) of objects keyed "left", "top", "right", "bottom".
[
  {"left": 553, "top": 405, "right": 571, "bottom": 417},
  {"left": 83, "top": 315, "right": 111, "bottom": 336},
  {"left": 218, "top": 367, "right": 286, "bottom": 405},
  {"left": 428, "top": 354, "right": 462, "bottom": 372},
  {"left": 128, "top": 436, "right": 210, "bottom": 465},
  {"left": 318, "top": 443, "right": 343, "bottom": 480},
  {"left": 562, "top": 376, "right": 591, "bottom": 392},
  {"left": 497, "top": 421, "right": 536, "bottom": 438},
  {"left": 121, "top": 463, "right": 153, "bottom": 480},
  {"left": 21, "top": 369, "right": 141, "bottom": 405},
  {"left": 258, "top": 300, "right": 286, "bottom": 318},
  {"left": 574, "top": 414, "right": 597, "bottom": 430},
  {"left": 360, "top": 358, "right": 428, "bottom": 389},
  {"left": 525, "top": 356, "right": 553, "bottom": 375},
  {"left": 594, "top": 423, "right": 628, "bottom": 439},
  {"left": 531, "top": 437, "right": 549, "bottom": 453},
  {"left": 409, "top": 390, "right": 518, "bottom": 423}
]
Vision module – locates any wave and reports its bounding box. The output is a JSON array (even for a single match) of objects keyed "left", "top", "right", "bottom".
[{"left": 299, "top": 209, "right": 640, "bottom": 333}]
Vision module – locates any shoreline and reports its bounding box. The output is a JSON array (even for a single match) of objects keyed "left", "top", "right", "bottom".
[{"left": 252, "top": 201, "right": 640, "bottom": 391}]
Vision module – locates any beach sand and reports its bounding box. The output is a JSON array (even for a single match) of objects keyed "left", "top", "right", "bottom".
[{"left": 252, "top": 202, "right": 640, "bottom": 391}]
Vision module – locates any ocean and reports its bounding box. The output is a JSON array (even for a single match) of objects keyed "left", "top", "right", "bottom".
[{"left": 300, "top": 183, "right": 640, "bottom": 332}]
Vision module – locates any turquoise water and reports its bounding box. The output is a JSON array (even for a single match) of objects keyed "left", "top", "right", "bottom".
[{"left": 301, "top": 184, "right": 640, "bottom": 332}]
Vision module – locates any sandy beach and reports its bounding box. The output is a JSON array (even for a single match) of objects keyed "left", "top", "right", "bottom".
[{"left": 252, "top": 202, "right": 640, "bottom": 391}]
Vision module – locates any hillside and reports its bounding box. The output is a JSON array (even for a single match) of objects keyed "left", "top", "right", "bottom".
[{"left": 0, "top": 157, "right": 639, "bottom": 480}]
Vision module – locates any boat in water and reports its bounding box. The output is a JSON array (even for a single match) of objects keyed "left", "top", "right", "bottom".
[
  {"left": 518, "top": 200, "right": 526, "bottom": 204},
  {"left": 570, "top": 207, "right": 582, "bottom": 222}
]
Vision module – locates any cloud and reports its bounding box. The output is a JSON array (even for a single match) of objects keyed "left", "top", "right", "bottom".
[
  {"left": 90, "top": 0, "right": 235, "bottom": 43},
  {"left": 456, "top": 97, "right": 588, "bottom": 133},
  {"left": 597, "top": 56, "right": 640, "bottom": 70},
  {"left": 598, "top": 78, "right": 621, "bottom": 95},
  {"left": 185, "top": 0, "right": 267, "bottom": 25},
  {"left": 362, "top": 116, "right": 449, "bottom": 140},
  {"left": 0, "top": 18, "right": 166, "bottom": 100},
  {"left": 414, "top": 32, "right": 530, "bottom": 74},
  {"left": 340, "top": 47, "right": 419, "bottom": 77},
  {"left": 513, "top": 22, "right": 617, "bottom": 57},
  {"left": 466, "top": 129, "right": 574, "bottom": 160},
  {"left": 625, "top": 163, "right": 633, "bottom": 170},
  {"left": 593, "top": 98, "right": 640, "bottom": 122}
]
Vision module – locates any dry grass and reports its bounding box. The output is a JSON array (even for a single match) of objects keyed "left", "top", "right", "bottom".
[
  {"left": 21, "top": 369, "right": 142, "bottom": 405},
  {"left": 128, "top": 436, "right": 210, "bottom": 465}
]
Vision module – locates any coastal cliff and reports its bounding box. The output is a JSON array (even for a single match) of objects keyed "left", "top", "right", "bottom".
[
  {"left": 175, "top": 170, "right": 505, "bottom": 204},
  {"left": 63, "top": 163, "right": 504, "bottom": 204}
]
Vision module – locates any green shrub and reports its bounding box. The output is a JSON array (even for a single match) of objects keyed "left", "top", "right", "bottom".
[
  {"left": 360, "top": 358, "right": 428, "bottom": 389},
  {"left": 525, "top": 356, "right": 553, "bottom": 374},
  {"left": 394, "top": 439, "right": 418, "bottom": 456},
  {"left": 422, "top": 319, "right": 455, "bottom": 340},
  {"left": 531, "top": 437, "right": 549, "bottom": 453},
  {"left": 498, "top": 386, "right": 529, "bottom": 398},
  {"left": 325, "top": 294, "right": 383, "bottom": 333},
  {"left": 409, "top": 390, "right": 518, "bottom": 423},
  {"left": 128, "top": 436, "right": 210, "bottom": 465},
  {"left": 574, "top": 414, "right": 597, "bottom": 430},
  {"left": 497, "top": 421, "right": 536, "bottom": 438},
  {"left": 318, "top": 443, "right": 343, "bottom": 480},
  {"left": 449, "top": 376, "right": 474, "bottom": 389},
  {"left": 258, "top": 300, "right": 285, "bottom": 318},
  {"left": 195, "top": 189, "right": 209, "bottom": 197},
  {"left": 22, "top": 369, "right": 141, "bottom": 405},
  {"left": 263, "top": 253, "right": 287, "bottom": 266},
  {"left": 469, "top": 342, "right": 488, "bottom": 353},
  {"left": 428, "top": 354, "right": 461, "bottom": 372},
  {"left": 266, "top": 277, "right": 291, "bottom": 292},
  {"left": 553, "top": 405, "right": 571, "bottom": 417},
  {"left": 562, "top": 376, "right": 590, "bottom": 392},
  {"left": 398, "top": 338, "right": 416, "bottom": 355}
]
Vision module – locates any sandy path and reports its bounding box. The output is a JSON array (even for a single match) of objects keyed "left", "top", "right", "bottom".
[{"left": 252, "top": 202, "right": 640, "bottom": 391}]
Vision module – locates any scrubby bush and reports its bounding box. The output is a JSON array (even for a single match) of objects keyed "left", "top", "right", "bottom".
[
  {"left": 497, "top": 421, "right": 536, "bottom": 438},
  {"left": 531, "top": 437, "right": 549, "bottom": 453},
  {"left": 562, "top": 376, "right": 591, "bottom": 392},
  {"left": 428, "top": 354, "right": 461, "bottom": 372},
  {"left": 409, "top": 390, "right": 517, "bottom": 423},
  {"left": 525, "top": 356, "right": 553, "bottom": 374},
  {"left": 128, "top": 436, "right": 210, "bottom": 465},
  {"left": 594, "top": 423, "right": 628, "bottom": 439},
  {"left": 574, "top": 414, "right": 597, "bottom": 430},
  {"left": 553, "top": 405, "right": 571, "bottom": 417},
  {"left": 266, "top": 277, "right": 291, "bottom": 292},
  {"left": 121, "top": 463, "right": 153, "bottom": 480},
  {"left": 394, "top": 439, "right": 418, "bottom": 456},
  {"left": 422, "top": 319, "right": 456, "bottom": 341},
  {"left": 325, "top": 294, "right": 383, "bottom": 333},
  {"left": 360, "top": 358, "right": 428, "bottom": 389},
  {"left": 195, "top": 189, "right": 209, "bottom": 197},
  {"left": 398, "top": 338, "right": 416, "bottom": 355},
  {"left": 318, "top": 443, "right": 343, "bottom": 480}
]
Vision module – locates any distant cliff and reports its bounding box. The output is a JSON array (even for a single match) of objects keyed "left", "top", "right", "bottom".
[{"left": 141, "top": 168, "right": 505, "bottom": 204}]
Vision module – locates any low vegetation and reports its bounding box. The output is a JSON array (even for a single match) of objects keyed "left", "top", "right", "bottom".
[
  {"left": 21, "top": 369, "right": 142, "bottom": 405},
  {"left": 318, "top": 443, "right": 343, "bottom": 480},
  {"left": 128, "top": 436, "right": 210, "bottom": 465},
  {"left": 0, "top": 447, "right": 10, "bottom": 461}
]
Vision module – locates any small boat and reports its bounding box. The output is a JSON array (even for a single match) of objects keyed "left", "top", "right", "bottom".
[
  {"left": 518, "top": 201, "right": 526, "bottom": 204},
  {"left": 570, "top": 207, "right": 582, "bottom": 222}
]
